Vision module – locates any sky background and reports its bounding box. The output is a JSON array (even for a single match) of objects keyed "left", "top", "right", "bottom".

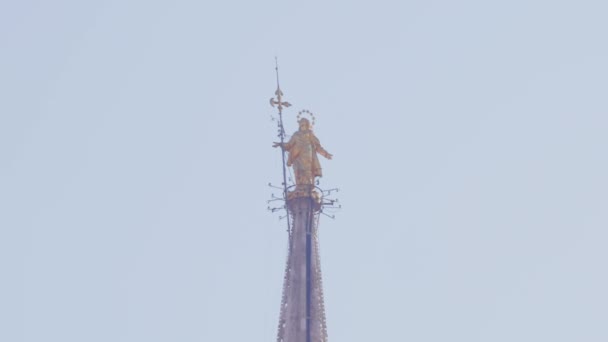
[{"left": 1, "top": 0, "right": 607, "bottom": 341}]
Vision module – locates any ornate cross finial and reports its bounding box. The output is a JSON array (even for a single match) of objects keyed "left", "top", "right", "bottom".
[{"left": 269, "top": 57, "right": 291, "bottom": 113}]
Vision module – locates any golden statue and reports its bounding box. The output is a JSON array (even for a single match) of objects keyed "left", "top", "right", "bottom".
[{"left": 273, "top": 118, "right": 332, "bottom": 193}]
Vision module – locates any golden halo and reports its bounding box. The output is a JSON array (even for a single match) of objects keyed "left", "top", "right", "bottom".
[{"left": 297, "top": 109, "right": 316, "bottom": 128}]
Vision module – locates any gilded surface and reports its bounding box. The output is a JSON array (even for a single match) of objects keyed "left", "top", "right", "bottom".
[{"left": 273, "top": 118, "right": 332, "bottom": 194}]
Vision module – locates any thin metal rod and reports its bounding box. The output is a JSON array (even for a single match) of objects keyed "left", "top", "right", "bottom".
[
  {"left": 274, "top": 58, "right": 292, "bottom": 236},
  {"left": 275, "top": 56, "right": 281, "bottom": 91}
]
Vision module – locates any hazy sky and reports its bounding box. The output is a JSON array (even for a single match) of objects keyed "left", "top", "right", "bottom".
[{"left": 1, "top": 1, "right": 607, "bottom": 341}]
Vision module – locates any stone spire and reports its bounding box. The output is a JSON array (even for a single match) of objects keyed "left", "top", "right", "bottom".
[
  {"left": 276, "top": 196, "right": 328, "bottom": 342},
  {"left": 269, "top": 63, "right": 337, "bottom": 342}
]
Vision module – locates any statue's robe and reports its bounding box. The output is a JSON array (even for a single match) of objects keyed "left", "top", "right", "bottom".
[{"left": 284, "top": 130, "right": 330, "bottom": 186}]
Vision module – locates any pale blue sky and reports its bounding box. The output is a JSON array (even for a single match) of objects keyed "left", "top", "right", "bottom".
[{"left": 1, "top": 1, "right": 607, "bottom": 341}]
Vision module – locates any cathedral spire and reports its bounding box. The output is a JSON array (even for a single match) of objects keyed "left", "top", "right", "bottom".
[{"left": 268, "top": 63, "right": 339, "bottom": 342}]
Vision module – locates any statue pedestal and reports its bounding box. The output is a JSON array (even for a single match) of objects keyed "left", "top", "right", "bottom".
[{"left": 287, "top": 186, "right": 321, "bottom": 212}]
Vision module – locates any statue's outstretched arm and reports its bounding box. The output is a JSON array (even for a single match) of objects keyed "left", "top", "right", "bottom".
[{"left": 316, "top": 143, "right": 333, "bottom": 160}]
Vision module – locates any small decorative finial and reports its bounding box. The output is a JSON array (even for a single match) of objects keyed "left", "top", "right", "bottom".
[{"left": 269, "top": 58, "right": 291, "bottom": 113}]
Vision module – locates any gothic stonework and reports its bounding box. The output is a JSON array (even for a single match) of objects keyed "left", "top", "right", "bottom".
[{"left": 277, "top": 197, "right": 328, "bottom": 342}]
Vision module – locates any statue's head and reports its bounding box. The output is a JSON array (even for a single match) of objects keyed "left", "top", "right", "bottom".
[{"left": 298, "top": 118, "right": 311, "bottom": 131}]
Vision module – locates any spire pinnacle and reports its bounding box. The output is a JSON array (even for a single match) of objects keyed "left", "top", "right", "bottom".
[{"left": 269, "top": 57, "right": 292, "bottom": 113}]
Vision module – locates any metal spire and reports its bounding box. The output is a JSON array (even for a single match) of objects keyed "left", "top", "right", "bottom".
[
  {"left": 270, "top": 57, "right": 292, "bottom": 114},
  {"left": 270, "top": 58, "right": 292, "bottom": 235}
]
